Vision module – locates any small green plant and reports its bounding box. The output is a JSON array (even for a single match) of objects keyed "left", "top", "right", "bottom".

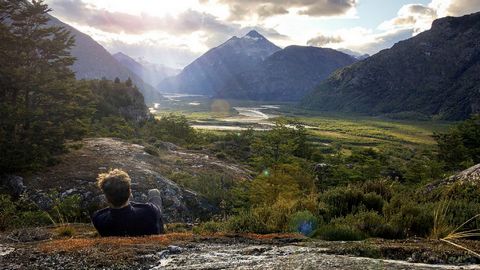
[
  {"left": 55, "top": 225, "right": 76, "bottom": 237},
  {"left": 195, "top": 221, "right": 225, "bottom": 234},
  {"left": 314, "top": 224, "right": 366, "bottom": 241},
  {"left": 144, "top": 145, "right": 159, "bottom": 156}
]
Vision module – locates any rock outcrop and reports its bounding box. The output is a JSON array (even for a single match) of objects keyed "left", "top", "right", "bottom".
[
  {"left": 19, "top": 138, "right": 250, "bottom": 222},
  {"left": 426, "top": 163, "right": 480, "bottom": 192}
]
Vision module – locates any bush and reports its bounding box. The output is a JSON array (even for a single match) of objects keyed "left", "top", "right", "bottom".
[
  {"left": 226, "top": 210, "right": 268, "bottom": 234},
  {"left": 314, "top": 224, "right": 366, "bottom": 241},
  {"left": 362, "top": 192, "right": 384, "bottom": 213},
  {"left": 56, "top": 225, "right": 76, "bottom": 237},
  {"left": 49, "top": 194, "right": 86, "bottom": 224},
  {"left": 362, "top": 180, "right": 393, "bottom": 201},
  {"left": 144, "top": 145, "right": 159, "bottom": 156},
  {"left": 0, "top": 195, "right": 51, "bottom": 231},
  {"left": 321, "top": 187, "right": 387, "bottom": 219},
  {"left": 288, "top": 211, "right": 320, "bottom": 236},
  {"left": 195, "top": 221, "right": 225, "bottom": 234},
  {"left": 335, "top": 211, "right": 401, "bottom": 239},
  {"left": 385, "top": 197, "right": 433, "bottom": 238}
]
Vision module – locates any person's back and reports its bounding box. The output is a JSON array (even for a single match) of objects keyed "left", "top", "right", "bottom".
[
  {"left": 92, "top": 169, "right": 165, "bottom": 237},
  {"left": 93, "top": 202, "right": 164, "bottom": 237}
]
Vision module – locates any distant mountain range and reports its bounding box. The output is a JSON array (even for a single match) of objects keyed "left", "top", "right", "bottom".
[
  {"left": 47, "top": 16, "right": 163, "bottom": 104},
  {"left": 303, "top": 12, "right": 480, "bottom": 120},
  {"left": 113, "top": 52, "right": 180, "bottom": 87},
  {"left": 220, "top": 45, "right": 356, "bottom": 101},
  {"left": 157, "top": 30, "right": 356, "bottom": 101},
  {"left": 157, "top": 30, "right": 281, "bottom": 95}
]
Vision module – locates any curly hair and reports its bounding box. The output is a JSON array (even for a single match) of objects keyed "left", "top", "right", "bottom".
[{"left": 97, "top": 169, "right": 131, "bottom": 207}]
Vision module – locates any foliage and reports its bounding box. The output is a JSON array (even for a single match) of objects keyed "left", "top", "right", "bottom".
[
  {"left": 288, "top": 211, "right": 319, "bottom": 236},
  {"left": 384, "top": 195, "right": 433, "bottom": 238},
  {"left": 434, "top": 115, "right": 480, "bottom": 171},
  {"left": 251, "top": 119, "right": 312, "bottom": 169},
  {"left": 0, "top": 195, "right": 50, "bottom": 231},
  {"left": 144, "top": 114, "right": 197, "bottom": 145},
  {"left": 314, "top": 224, "right": 366, "bottom": 241},
  {"left": 0, "top": 0, "right": 94, "bottom": 172},
  {"left": 48, "top": 193, "right": 86, "bottom": 224}
]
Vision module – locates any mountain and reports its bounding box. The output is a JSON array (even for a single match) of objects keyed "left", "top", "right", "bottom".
[
  {"left": 303, "top": 12, "right": 480, "bottom": 120},
  {"left": 47, "top": 16, "right": 163, "bottom": 104},
  {"left": 338, "top": 48, "right": 370, "bottom": 60},
  {"left": 113, "top": 52, "right": 180, "bottom": 86},
  {"left": 157, "top": 30, "right": 281, "bottom": 95},
  {"left": 219, "top": 46, "right": 357, "bottom": 101}
]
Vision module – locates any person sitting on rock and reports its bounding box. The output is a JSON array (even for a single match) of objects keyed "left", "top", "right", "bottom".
[{"left": 92, "top": 169, "right": 165, "bottom": 237}]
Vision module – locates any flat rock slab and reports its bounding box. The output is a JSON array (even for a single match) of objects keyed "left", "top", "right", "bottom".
[{"left": 155, "top": 243, "right": 480, "bottom": 270}]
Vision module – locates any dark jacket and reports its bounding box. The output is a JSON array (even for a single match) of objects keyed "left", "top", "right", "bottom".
[{"left": 92, "top": 202, "right": 164, "bottom": 237}]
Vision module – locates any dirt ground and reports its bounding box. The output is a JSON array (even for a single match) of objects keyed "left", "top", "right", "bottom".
[{"left": 1, "top": 224, "right": 480, "bottom": 270}]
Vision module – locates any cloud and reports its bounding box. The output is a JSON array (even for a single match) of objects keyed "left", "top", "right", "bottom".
[
  {"left": 381, "top": 0, "right": 479, "bottom": 34},
  {"left": 431, "top": 0, "right": 480, "bottom": 17},
  {"left": 307, "top": 34, "right": 343, "bottom": 46},
  {"left": 205, "top": 0, "right": 357, "bottom": 20},
  {"left": 380, "top": 4, "right": 437, "bottom": 34},
  {"left": 48, "top": 0, "right": 235, "bottom": 35},
  {"left": 103, "top": 39, "right": 200, "bottom": 69}
]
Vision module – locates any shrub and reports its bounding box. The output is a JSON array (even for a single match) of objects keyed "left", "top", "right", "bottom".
[
  {"left": 321, "top": 187, "right": 386, "bottom": 218},
  {"left": 335, "top": 211, "right": 401, "bottom": 239},
  {"left": 362, "top": 180, "right": 393, "bottom": 201},
  {"left": 195, "top": 221, "right": 225, "bottom": 234},
  {"left": 314, "top": 224, "right": 366, "bottom": 241},
  {"left": 288, "top": 211, "right": 320, "bottom": 236},
  {"left": 56, "top": 225, "right": 76, "bottom": 237},
  {"left": 49, "top": 194, "right": 86, "bottom": 224},
  {"left": 362, "top": 192, "right": 384, "bottom": 213},
  {"left": 386, "top": 199, "right": 433, "bottom": 238},
  {"left": 226, "top": 210, "right": 268, "bottom": 234},
  {"left": 321, "top": 187, "right": 365, "bottom": 218},
  {"left": 0, "top": 195, "right": 51, "bottom": 231},
  {"left": 144, "top": 145, "right": 159, "bottom": 156}
]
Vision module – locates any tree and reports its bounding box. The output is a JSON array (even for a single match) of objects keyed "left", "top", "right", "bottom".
[
  {"left": 434, "top": 115, "right": 480, "bottom": 171},
  {"left": 114, "top": 77, "right": 120, "bottom": 84},
  {"left": 0, "top": 0, "right": 94, "bottom": 172},
  {"left": 125, "top": 77, "right": 133, "bottom": 87}
]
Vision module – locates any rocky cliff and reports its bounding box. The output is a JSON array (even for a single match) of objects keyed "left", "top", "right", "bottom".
[{"left": 303, "top": 12, "right": 480, "bottom": 120}]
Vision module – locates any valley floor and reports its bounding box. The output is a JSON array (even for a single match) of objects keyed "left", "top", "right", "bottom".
[{"left": 1, "top": 225, "right": 479, "bottom": 270}]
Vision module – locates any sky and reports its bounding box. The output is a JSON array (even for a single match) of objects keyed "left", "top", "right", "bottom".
[{"left": 45, "top": 0, "right": 480, "bottom": 69}]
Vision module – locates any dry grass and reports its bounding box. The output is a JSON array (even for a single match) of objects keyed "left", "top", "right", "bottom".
[
  {"left": 39, "top": 232, "right": 195, "bottom": 253},
  {"left": 441, "top": 214, "right": 480, "bottom": 258}
]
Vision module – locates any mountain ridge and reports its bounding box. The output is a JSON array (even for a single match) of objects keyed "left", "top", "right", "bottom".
[
  {"left": 302, "top": 12, "right": 480, "bottom": 120},
  {"left": 157, "top": 30, "right": 281, "bottom": 95},
  {"left": 219, "top": 45, "right": 357, "bottom": 101},
  {"left": 113, "top": 52, "right": 179, "bottom": 87},
  {"left": 47, "top": 15, "right": 163, "bottom": 104}
]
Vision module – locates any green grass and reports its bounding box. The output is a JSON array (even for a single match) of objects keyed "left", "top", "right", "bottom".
[{"left": 152, "top": 96, "right": 453, "bottom": 152}]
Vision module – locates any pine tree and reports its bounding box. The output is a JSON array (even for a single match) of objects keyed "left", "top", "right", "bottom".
[
  {"left": 125, "top": 77, "right": 133, "bottom": 87},
  {"left": 0, "top": 0, "right": 94, "bottom": 172}
]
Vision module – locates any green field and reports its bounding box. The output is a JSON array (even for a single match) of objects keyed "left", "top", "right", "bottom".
[{"left": 153, "top": 95, "right": 453, "bottom": 153}]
